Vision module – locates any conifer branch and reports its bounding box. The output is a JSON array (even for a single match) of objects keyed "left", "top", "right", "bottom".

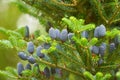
[
  {"left": 37, "top": 58, "right": 86, "bottom": 79},
  {"left": 52, "top": 0, "right": 77, "bottom": 6},
  {"left": 93, "top": 0, "right": 108, "bottom": 24},
  {"left": 97, "top": 64, "right": 120, "bottom": 69},
  {"left": 57, "top": 50, "right": 85, "bottom": 67},
  {"left": 112, "top": 18, "right": 120, "bottom": 23},
  {"left": 108, "top": 5, "right": 120, "bottom": 25},
  {"left": 62, "top": 42, "right": 76, "bottom": 50}
]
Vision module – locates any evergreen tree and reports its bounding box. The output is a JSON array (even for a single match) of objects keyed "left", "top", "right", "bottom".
[{"left": 1, "top": 0, "right": 120, "bottom": 80}]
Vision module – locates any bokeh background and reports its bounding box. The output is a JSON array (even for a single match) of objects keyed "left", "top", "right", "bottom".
[
  {"left": 0, "top": 0, "right": 21, "bottom": 68},
  {"left": 0, "top": 0, "right": 45, "bottom": 79}
]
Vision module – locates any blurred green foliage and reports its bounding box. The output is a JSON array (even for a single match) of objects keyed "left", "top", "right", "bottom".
[
  {"left": 0, "top": 1, "right": 21, "bottom": 29},
  {"left": 0, "top": 0, "right": 22, "bottom": 79},
  {"left": 0, "top": 0, "right": 21, "bottom": 74}
]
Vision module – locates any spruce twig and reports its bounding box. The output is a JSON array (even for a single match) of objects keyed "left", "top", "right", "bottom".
[
  {"left": 112, "top": 18, "right": 120, "bottom": 23},
  {"left": 57, "top": 50, "right": 84, "bottom": 67},
  {"left": 97, "top": 64, "right": 120, "bottom": 69},
  {"left": 93, "top": 0, "right": 108, "bottom": 24},
  {"left": 37, "top": 58, "right": 86, "bottom": 79},
  {"left": 52, "top": 0, "right": 77, "bottom": 6},
  {"left": 108, "top": 5, "right": 120, "bottom": 25}
]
